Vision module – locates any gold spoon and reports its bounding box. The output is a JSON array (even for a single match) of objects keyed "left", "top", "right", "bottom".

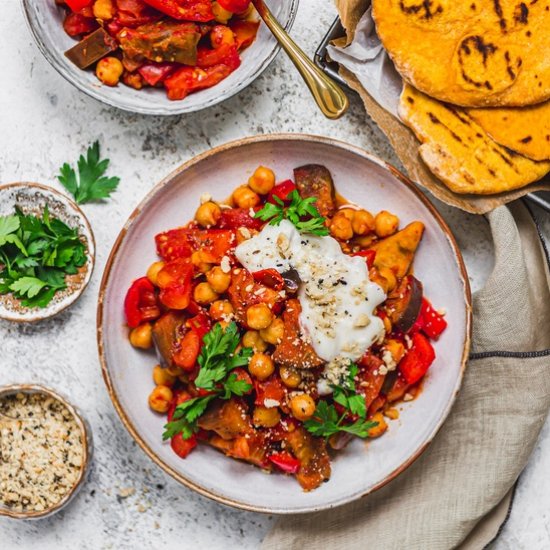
[{"left": 251, "top": 0, "right": 349, "bottom": 119}]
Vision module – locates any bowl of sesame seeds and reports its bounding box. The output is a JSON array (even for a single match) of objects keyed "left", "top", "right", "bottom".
[{"left": 0, "top": 384, "right": 92, "bottom": 519}]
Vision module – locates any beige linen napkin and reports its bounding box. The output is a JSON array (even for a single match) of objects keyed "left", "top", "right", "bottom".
[{"left": 263, "top": 201, "right": 550, "bottom": 549}]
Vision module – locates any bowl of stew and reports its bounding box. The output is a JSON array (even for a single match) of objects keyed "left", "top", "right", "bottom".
[
  {"left": 98, "top": 134, "right": 472, "bottom": 513},
  {"left": 22, "top": 0, "right": 298, "bottom": 115}
]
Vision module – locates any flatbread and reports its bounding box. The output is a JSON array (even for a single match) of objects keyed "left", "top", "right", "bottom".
[
  {"left": 372, "top": 0, "right": 550, "bottom": 107},
  {"left": 398, "top": 84, "right": 550, "bottom": 194},
  {"left": 466, "top": 102, "right": 550, "bottom": 161}
]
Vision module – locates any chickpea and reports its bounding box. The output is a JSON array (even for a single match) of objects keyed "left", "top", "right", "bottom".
[
  {"left": 233, "top": 185, "right": 260, "bottom": 209},
  {"left": 279, "top": 366, "right": 302, "bottom": 389},
  {"left": 148, "top": 385, "right": 173, "bottom": 413},
  {"left": 152, "top": 365, "right": 176, "bottom": 387},
  {"left": 368, "top": 412, "right": 388, "bottom": 438},
  {"left": 246, "top": 303, "right": 273, "bottom": 330},
  {"left": 129, "top": 323, "right": 153, "bottom": 349},
  {"left": 194, "top": 282, "right": 219, "bottom": 304},
  {"left": 93, "top": 0, "right": 114, "bottom": 20},
  {"left": 191, "top": 251, "right": 212, "bottom": 274},
  {"left": 146, "top": 261, "right": 165, "bottom": 286},
  {"left": 375, "top": 210, "right": 399, "bottom": 238},
  {"left": 248, "top": 166, "right": 275, "bottom": 195},
  {"left": 209, "top": 300, "right": 234, "bottom": 321},
  {"left": 248, "top": 352, "right": 275, "bottom": 381},
  {"left": 337, "top": 208, "right": 356, "bottom": 221},
  {"left": 385, "top": 339, "right": 405, "bottom": 363},
  {"left": 352, "top": 210, "right": 375, "bottom": 236},
  {"left": 96, "top": 57, "right": 123, "bottom": 87},
  {"left": 259, "top": 317, "right": 285, "bottom": 345},
  {"left": 330, "top": 215, "right": 353, "bottom": 241},
  {"left": 242, "top": 330, "right": 268, "bottom": 352},
  {"left": 252, "top": 406, "right": 281, "bottom": 428},
  {"left": 212, "top": 1, "right": 232, "bottom": 24},
  {"left": 195, "top": 201, "right": 221, "bottom": 228},
  {"left": 384, "top": 408, "right": 400, "bottom": 420},
  {"left": 206, "top": 266, "right": 231, "bottom": 293},
  {"left": 290, "top": 393, "right": 316, "bottom": 421}
]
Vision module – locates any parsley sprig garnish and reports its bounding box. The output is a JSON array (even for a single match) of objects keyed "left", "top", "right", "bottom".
[
  {"left": 255, "top": 190, "right": 329, "bottom": 236},
  {"left": 162, "top": 322, "right": 253, "bottom": 440},
  {"left": 304, "top": 363, "right": 378, "bottom": 439},
  {"left": 0, "top": 206, "right": 87, "bottom": 308},
  {"left": 57, "top": 141, "right": 120, "bottom": 204}
]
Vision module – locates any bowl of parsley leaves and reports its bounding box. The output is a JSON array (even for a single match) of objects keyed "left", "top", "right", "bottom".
[{"left": 0, "top": 182, "right": 95, "bottom": 322}]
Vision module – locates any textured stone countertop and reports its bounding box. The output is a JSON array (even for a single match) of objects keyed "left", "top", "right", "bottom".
[{"left": 1, "top": 1, "right": 549, "bottom": 548}]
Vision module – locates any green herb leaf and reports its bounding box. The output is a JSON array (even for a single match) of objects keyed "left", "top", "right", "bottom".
[
  {"left": 255, "top": 189, "right": 329, "bottom": 236},
  {"left": 57, "top": 141, "right": 120, "bottom": 204},
  {"left": 221, "top": 373, "right": 253, "bottom": 399},
  {"left": 9, "top": 277, "right": 47, "bottom": 299}
]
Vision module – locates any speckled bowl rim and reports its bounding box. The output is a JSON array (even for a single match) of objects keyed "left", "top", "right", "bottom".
[
  {"left": 0, "top": 383, "right": 93, "bottom": 520},
  {"left": 97, "top": 133, "right": 472, "bottom": 514},
  {"left": 20, "top": 0, "right": 299, "bottom": 116},
  {"left": 0, "top": 182, "right": 96, "bottom": 323}
]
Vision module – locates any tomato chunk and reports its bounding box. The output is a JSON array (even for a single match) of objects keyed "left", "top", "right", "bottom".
[
  {"left": 268, "top": 452, "right": 300, "bottom": 474},
  {"left": 411, "top": 298, "right": 448, "bottom": 340},
  {"left": 252, "top": 269, "right": 285, "bottom": 290},
  {"left": 267, "top": 180, "right": 296, "bottom": 204},
  {"left": 157, "top": 259, "right": 193, "bottom": 310},
  {"left": 254, "top": 377, "right": 286, "bottom": 407},
  {"left": 399, "top": 332, "right": 436, "bottom": 385},
  {"left": 217, "top": 0, "right": 250, "bottom": 13},
  {"left": 171, "top": 433, "right": 197, "bottom": 458},
  {"left": 218, "top": 208, "right": 263, "bottom": 230},
  {"left": 229, "top": 19, "right": 260, "bottom": 50},
  {"left": 124, "top": 277, "right": 161, "bottom": 328},
  {"left": 63, "top": 12, "right": 98, "bottom": 36},
  {"left": 138, "top": 63, "right": 177, "bottom": 86},
  {"left": 141, "top": 0, "right": 214, "bottom": 21},
  {"left": 65, "top": 0, "right": 94, "bottom": 12}
]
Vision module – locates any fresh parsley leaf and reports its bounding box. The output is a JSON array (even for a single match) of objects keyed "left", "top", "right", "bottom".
[
  {"left": 255, "top": 189, "right": 329, "bottom": 236},
  {"left": 163, "top": 322, "right": 254, "bottom": 440},
  {"left": 221, "top": 373, "right": 253, "bottom": 399},
  {"left": 9, "top": 277, "right": 47, "bottom": 299},
  {"left": 0, "top": 216, "right": 20, "bottom": 239},
  {"left": 303, "top": 401, "right": 341, "bottom": 437},
  {"left": 57, "top": 141, "right": 120, "bottom": 204},
  {"left": 339, "top": 419, "right": 379, "bottom": 438}
]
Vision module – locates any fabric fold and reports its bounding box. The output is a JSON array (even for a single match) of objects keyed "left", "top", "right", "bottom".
[{"left": 263, "top": 203, "right": 550, "bottom": 550}]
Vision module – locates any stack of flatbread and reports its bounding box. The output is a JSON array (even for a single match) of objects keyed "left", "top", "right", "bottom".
[{"left": 371, "top": 0, "right": 550, "bottom": 195}]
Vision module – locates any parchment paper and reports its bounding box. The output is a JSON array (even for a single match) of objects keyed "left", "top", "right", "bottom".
[{"left": 331, "top": 3, "right": 550, "bottom": 215}]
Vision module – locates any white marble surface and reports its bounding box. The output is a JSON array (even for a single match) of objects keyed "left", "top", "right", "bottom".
[{"left": 0, "top": 1, "right": 549, "bottom": 548}]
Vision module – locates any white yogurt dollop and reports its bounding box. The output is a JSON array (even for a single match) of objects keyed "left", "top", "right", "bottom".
[{"left": 235, "top": 220, "right": 386, "bottom": 369}]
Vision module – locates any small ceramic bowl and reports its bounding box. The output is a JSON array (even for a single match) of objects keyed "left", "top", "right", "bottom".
[
  {"left": 0, "top": 384, "right": 93, "bottom": 520},
  {"left": 98, "top": 134, "right": 472, "bottom": 514},
  {"left": 0, "top": 183, "right": 95, "bottom": 323},
  {"left": 21, "top": 0, "right": 299, "bottom": 115}
]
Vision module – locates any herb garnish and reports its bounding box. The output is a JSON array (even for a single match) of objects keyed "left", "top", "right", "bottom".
[
  {"left": 163, "top": 322, "right": 253, "bottom": 440},
  {"left": 0, "top": 206, "right": 87, "bottom": 308},
  {"left": 57, "top": 141, "right": 120, "bottom": 204},
  {"left": 304, "top": 363, "right": 378, "bottom": 439},
  {"left": 255, "top": 190, "right": 329, "bottom": 236}
]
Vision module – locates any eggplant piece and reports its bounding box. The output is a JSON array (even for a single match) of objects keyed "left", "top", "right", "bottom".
[
  {"left": 272, "top": 299, "right": 324, "bottom": 370},
  {"left": 152, "top": 311, "right": 185, "bottom": 367},
  {"left": 385, "top": 275, "right": 423, "bottom": 332},
  {"left": 198, "top": 399, "right": 252, "bottom": 440},
  {"left": 64, "top": 28, "right": 118, "bottom": 69},
  {"left": 117, "top": 21, "right": 200, "bottom": 65},
  {"left": 293, "top": 164, "right": 336, "bottom": 218},
  {"left": 281, "top": 268, "right": 301, "bottom": 295}
]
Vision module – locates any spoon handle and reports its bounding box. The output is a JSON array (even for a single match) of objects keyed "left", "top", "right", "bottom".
[{"left": 252, "top": 0, "right": 349, "bottom": 119}]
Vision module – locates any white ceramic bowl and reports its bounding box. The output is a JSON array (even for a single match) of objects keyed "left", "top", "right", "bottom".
[
  {"left": 0, "top": 183, "right": 95, "bottom": 323},
  {"left": 21, "top": 0, "right": 298, "bottom": 115},
  {"left": 98, "top": 134, "right": 472, "bottom": 513}
]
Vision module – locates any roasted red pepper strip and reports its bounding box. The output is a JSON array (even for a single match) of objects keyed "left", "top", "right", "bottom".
[
  {"left": 138, "top": 63, "right": 177, "bottom": 86},
  {"left": 141, "top": 0, "right": 214, "bottom": 22},
  {"left": 254, "top": 377, "right": 286, "bottom": 407},
  {"left": 268, "top": 452, "right": 300, "bottom": 474},
  {"left": 253, "top": 269, "right": 285, "bottom": 291},
  {"left": 173, "top": 310, "right": 210, "bottom": 369},
  {"left": 63, "top": 12, "right": 98, "bottom": 36},
  {"left": 218, "top": 207, "right": 263, "bottom": 230},
  {"left": 217, "top": 0, "right": 250, "bottom": 13},
  {"left": 155, "top": 228, "right": 234, "bottom": 262},
  {"left": 267, "top": 180, "right": 296, "bottom": 204},
  {"left": 124, "top": 277, "right": 161, "bottom": 328},
  {"left": 157, "top": 259, "right": 193, "bottom": 310},
  {"left": 65, "top": 0, "right": 94, "bottom": 12},
  {"left": 411, "top": 298, "right": 448, "bottom": 340},
  {"left": 353, "top": 249, "right": 377, "bottom": 269},
  {"left": 171, "top": 433, "right": 198, "bottom": 458},
  {"left": 399, "top": 332, "right": 436, "bottom": 385}
]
